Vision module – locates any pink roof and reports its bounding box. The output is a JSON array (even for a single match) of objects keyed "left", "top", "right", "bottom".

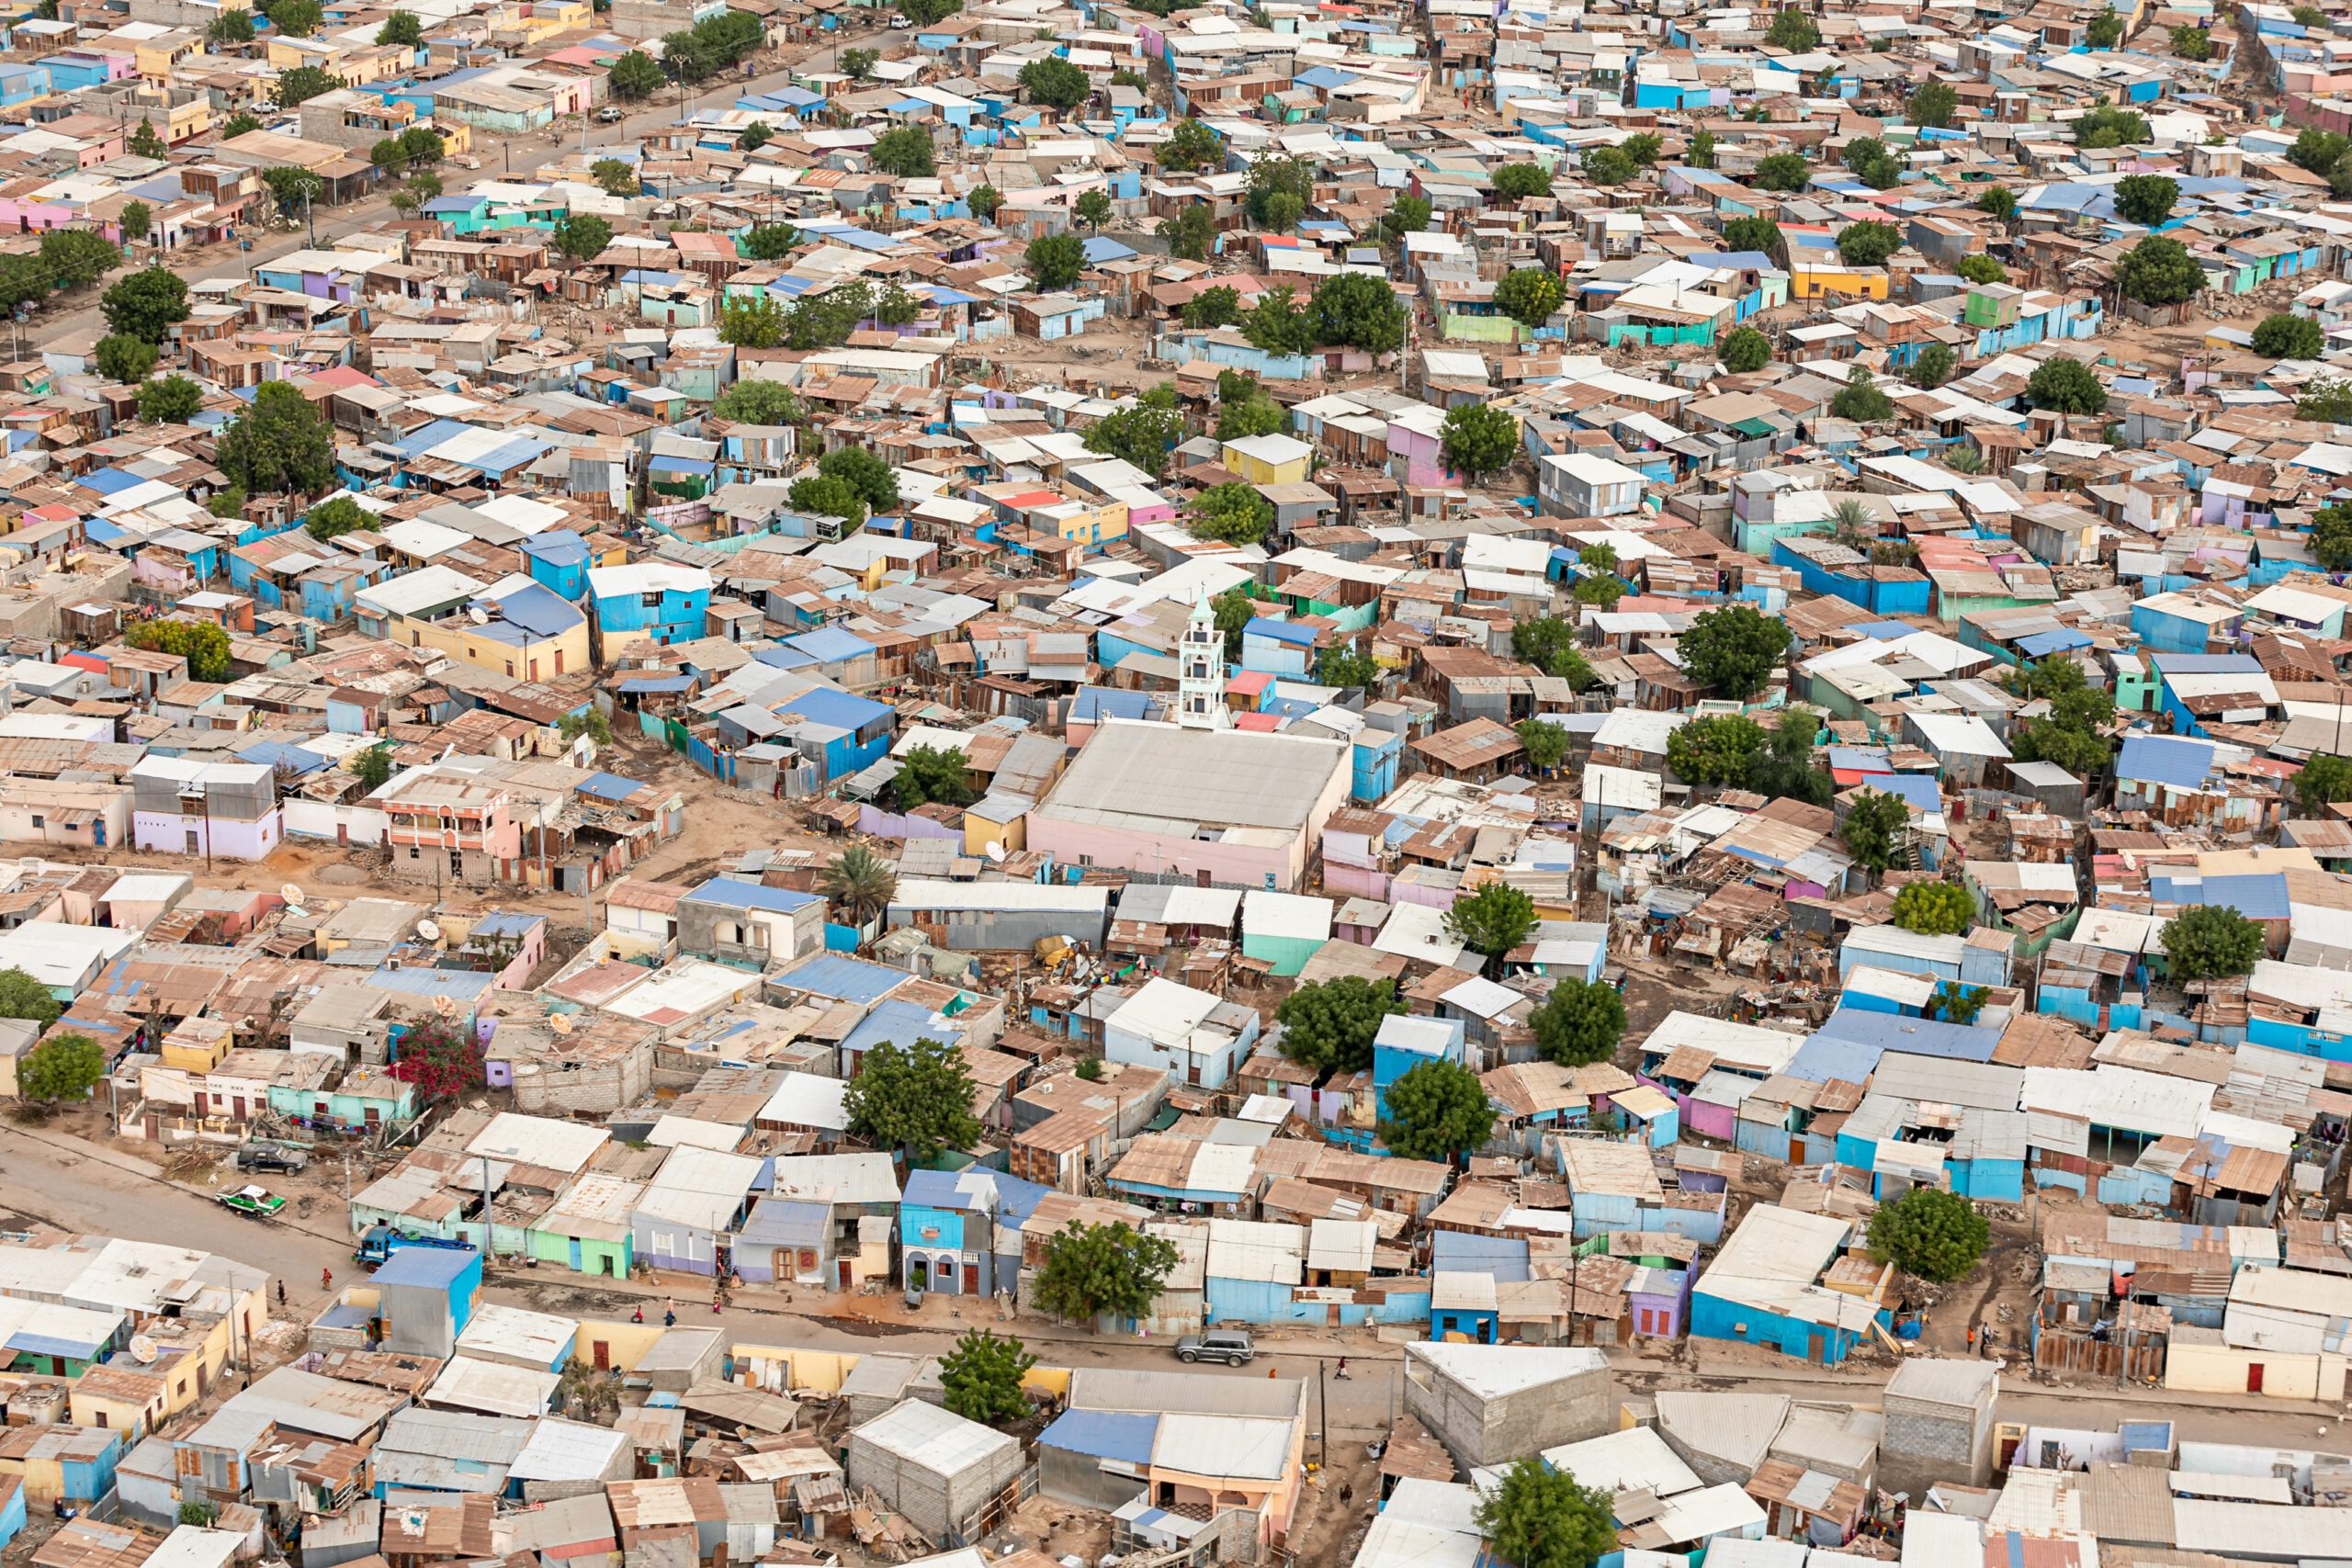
[
  {"left": 1235, "top": 712, "right": 1282, "bottom": 731},
  {"left": 1226, "top": 671, "right": 1272, "bottom": 694},
  {"left": 301, "top": 366, "right": 380, "bottom": 389}
]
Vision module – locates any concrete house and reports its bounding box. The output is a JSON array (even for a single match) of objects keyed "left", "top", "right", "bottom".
[
  {"left": 1874, "top": 1359, "right": 1998, "bottom": 1502},
  {"left": 674, "top": 878, "right": 825, "bottom": 968},
  {"left": 1400, "top": 1341, "right": 1612, "bottom": 1472},
  {"left": 1102, "top": 976, "right": 1261, "bottom": 1091},
  {"left": 845, "top": 1399, "right": 1026, "bottom": 1548}
]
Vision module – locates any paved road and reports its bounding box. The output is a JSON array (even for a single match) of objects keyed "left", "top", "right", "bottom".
[{"left": 7, "top": 1126, "right": 2347, "bottom": 1450}]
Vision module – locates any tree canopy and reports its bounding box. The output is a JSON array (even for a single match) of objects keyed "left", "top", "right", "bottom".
[
  {"left": 1495, "top": 267, "right": 1564, "bottom": 326},
  {"left": 608, "top": 49, "right": 663, "bottom": 97},
  {"left": 1019, "top": 56, "right": 1090, "bottom": 110},
  {"left": 1753, "top": 152, "right": 1810, "bottom": 191},
  {"left": 2298, "top": 753, "right": 2352, "bottom": 818},
  {"left": 2115, "top": 233, "right": 2203, "bottom": 306},
  {"left": 2027, "top": 357, "right": 2108, "bottom": 414},
  {"left": 1191, "top": 482, "right": 1272, "bottom": 547},
  {"left": 2160, "top": 904, "right": 2264, "bottom": 982},
  {"left": 1764, "top": 6, "right": 1819, "bottom": 47},
  {"left": 1443, "top": 884, "right": 1537, "bottom": 973},
  {"left": 1836, "top": 220, "right": 1902, "bottom": 268},
  {"left": 1027, "top": 232, "right": 1085, "bottom": 290},
  {"left": 1910, "top": 81, "right": 1958, "bottom": 128},
  {"left": 2254, "top": 312, "right": 2325, "bottom": 360},
  {"left": 1868, "top": 1188, "right": 1989, "bottom": 1283},
  {"left": 1891, "top": 881, "right": 1974, "bottom": 936},
  {"left": 842, "top": 1036, "right": 980, "bottom": 1163},
  {"left": 1159, "top": 118, "right": 1220, "bottom": 172},
  {"left": 18, "top": 1033, "right": 101, "bottom": 1102},
  {"left": 1530, "top": 978, "right": 1626, "bottom": 1068},
  {"left": 1083, "top": 382, "right": 1183, "bottom": 477},
  {"left": 1274, "top": 976, "right": 1406, "bottom": 1076},
  {"left": 377, "top": 9, "right": 423, "bottom": 43},
  {"left": 1667, "top": 713, "right": 1769, "bottom": 789},
  {"left": 1840, "top": 788, "right": 1913, "bottom": 877},
  {"left": 126, "top": 619, "right": 232, "bottom": 682},
  {"left": 137, "top": 374, "right": 202, "bottom": 424},
  {"left": 1910, "top": 342, "right": 1956, "bottom": 389},
  {"left": 1676, "top": 604, "right": 1791, "bottom": 700},
  {"left": 1490, "top": 163, "right": 1553, "bottom": 201},
  {"left": 214, "top": 381, "right": 332, "bottom": 497},
  {"left": 1830, "top": 364, "right": 1895, "bottom": 423},
  {"left": 94, "top": 334, "right": 154, "bottom": 384},
  {"left": 1440, "top": 402, "right": 1517, "bottom": 485},
  {"left": 2114, "top": 172, "right": 2178, "bottom": 226},
  {"left": 0, "top": 967, "right": 58, "bottom": 1028},
  {"left": 1722, "top": 216, "right": 1782, "bottom": 254},
  {"left": 100, "top": 266, "right": 187, "bottom": 344},
  {"left": 1312, "top": 270, "right": 1405, "bottom": 353},
  {"left": 869, "top": 125, "right": 935, "bottom": 177},
  {"left": 1377, "top": 1058, "right": 1493, "bottom": 1163},
  {"left": 1033, "top": 1221, "right": 1181, "bottom": 1322},
  {"left": 889, "top": 743, "right": 971, "bottom": 811},
  {"left": 1721, "top": 326, "right": 1770, "bottom": 373},
  {"left": 304, "top": 494, "right": 369, "bottom": 542},
  {"left": 938, "top": 1329, "right": 1035, "bottom": 1423},
  {"left": 1474, "top": 1458, "right": 1618, "bottom": 1568}
]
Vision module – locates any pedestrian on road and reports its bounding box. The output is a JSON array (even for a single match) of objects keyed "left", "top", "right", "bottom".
[
  {"left": 1340, "top": 1484, "right": 1352, "bottom": 1506},
  {"left": 321, "top": 1268, "right": 332, "bottom": 1292},
  {"left": 664, "top": 1308, "right": 676, "bottom": 1327},
  {"left": 633, "top": 1305, "right": 643, "bottom": 1323},
  {"left": 277, "top": 1280, "right": 286, "bottom": 1307},
  {"left": 1336, "top": 1357, "right": 1349, "bottom": 1379}
]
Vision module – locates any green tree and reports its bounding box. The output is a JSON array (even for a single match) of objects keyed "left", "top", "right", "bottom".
[
  {"left": 1192, "top": 482, "right": 1272, "bottom": 546},
  {"left": 214, "top": 381, "right": 331, "bottom": 497},
  {"left": 889, "top": 743, "right": 970, "bottom": 811},
  {"left": 2254, "top": 312, "right": 2325, "bottom": 360},
  {"left": 1831, "top": 364, "right": 1894, "bottom": 422},
  {"left": 2170, "top": 24, "right": 2211, "bottom": 57},
  {"left": 221, "top": 112, "right": 262, "bottom": 138},
  {"left": 1275, "top": 976, "right": 1406, "bottom": 1076},
  {"left": 128, "top": 118, "right": 166, "bottom": 158},
  {"left": 1836, "top": 219, "right": 1902, "bottom": 268},
  {"left": 1688, "top": 129, "right": 1717, "bottom": 168},
  {"left": 1842, "top": 136, "right": 1903, "bottom": 188},
  {"left": 1241, "top": 284, "right": 1314, "bottom": 355},
  {"left": 1084, "top": 382, "right": 1184, "bottom": 478},
  {"left": 816, "top": 447, "right": 899, "bottom": 514},
  {"left": 209, "top": 7, "right": 254, "bottom": 42},
  {"left": 841, "top": 46, "right": 878, "bottom": 78},
  {"left": 2076, "top": 103, "right": 2151, "bottom": 146},
  {"left": 1928, "top": 980, "right": 1992, "bottom": 1025},
  {"left": 1976, "top": 184, "right": 2018, "bottom": 220},
  {"left": 18, "top": 1033, "right": 100, "bottom": 1103},
  {"left": 558, "top": 708, "right": 612, "bottom": 747},
  {"left": 1026, "top": 232, "right": 1085, "bottom": 290},
  {"left": 1440, "top": 402, "right": 1517, "bottom": 484},
  {"left": 125, "top": 619, "right": 232, "bottom": 682},
  {"left": 1074, "top": 1055, "right": 1102, "bottom": 1080},
  {"left": 2299, "top": 752, "right": 2352, "bottom": 818},
  {"left": 712, "top": 378, "right": 800, "bottom": 423},
  {"left": 1444, "top": 883, "right": 1537, "bottom": 974},
  {"left": 1075, "top": 188, "right": 1113, "bottom": 230},
  {"left": 1910, "top": 81, "right": 1958, "bottom": 128},
  {"left": 2295, "top": 4, "right": 2328, "bottom": 22},
  {"left": 206, "top": 487, "right": 245, "bottom": 519},
  {"left": 93, "top": 334, "right": 154, "bottom": 383},
  {"left": 591, "top": 157, "right": 639, "bottom": 196},
  {"left": 1840, "top": 786, "right": 1912, "bottom": 877},
  {"left": 1530, "top": 978, "right": 1625, "bottom": 1068},
  {"left": 1490, "top": 163, "right": 1553, "bottom": 201},
  {"left": 1721, "top": 326, "right": 1770, "bottom": 373},
  {"left": 1244, "top": 151, "right": 1314, "bottom": 225},
  {"left": 1213, "top": 589, "right": 1252, "bottom": 660},
  {"left": 1867, "top": 1188, "right": 1988, "bottom": 1282},
  {"left": 275, "top": 64, "right": 340, "bottom": 107},
  {"left": 1312, "top": 270, "right": 1405, "bottom": 353},
  {"left": 842, "top": 1036, "right": 980, "bottom": 1163},
  {"left": 1910, "top": 342, "right": 1956, "bottom": 389},
  {"left": 609, "top": 49, "right": 662, "bottom": 97},
  {"left": 2293, "top": 128, "right": 2352, "bottom": 179},
  {"left": 742, "top": 222, "right": 797, "bottom": 260},
  {"left": 1678, "top": 603, "right": 1791, "bottom": 700},
  {"left": 1019, "top": 56, "right": 1090, "bottom": 110},
  {"left": 1515, "top": 717, "right": 1572, "bottom": 774},
  {"left": 1033, "top": 1220, "right": 1180, "bottom": 1323},
  {"left": 99, "top": 265, "right": 187, "bottom": 343},
  {"left": 869, "top": 126, "right": 935, "bottom": 177},
  {"left": 1383, "top": 193, "right": 1431, "bottom": 244},
  {"left": 2160, "top": 903, "right": 2265, "bottom": 981},
  {"left": 1579, "top": 145, "right": 1634, "bottom": 186},
  {"left": 1474, "top": 1458, "right": 1618, "bottom": 1568},
  {"left": 1753, "top": 152, "right": 1810, "bottom": 191},
  {"left": 1571, "top": 573, "right": 1624, "bottom": 610},
  {"left": 899, "top": 0, "right": 961, "bottom": 24},
  {"left": 1159, "top": 204, "right": 1214, "bottom": 261},
  {"left": 1512, "top": 616, "right": 1593, "bottom": 686},
  {"left": 378, "top": 7, "right": 422, "bottom": 42},
  {"left": 1184, "top": 285, "right": 1242, "bottom": 329},
  {"left": 2114, "top": 173, "right": 2178, "bottom": 226},
  {"left": 2027, "top": 357, "right": 2107, "bottom": 414},
  {"left": 1954, "top": 254, "right": 2003, "bottom": 285},
  {"left": 937, "top": 1328, "right": 1035, "bottom": 1422},
  {"left": 1620, "top": 132, "right": 1662, "bottom": 166},
  {"left": 552, "top": 211, "right": 615, "bottom": 262},
  {"left": 720, "top": 295, "right": 786, "bottom": 348},
  {"left": 1667, "top": 713, "right": 1768, "bottom": 788},
  {"left": 0, "top": 967, "right": 59, "bottom": 1029},
  {"left": 176, "top": 1503, "right": 219, "bottom": 1529},
  {"left": 1216, "top": 395, "right": 1284, "bottom": 442},
  {"left": 1722, "top": 215, "right": 1782, "bottom": 254},
  {"left": 1159, "top": 118, "right": 1221, "bottom": 172},
  {"left": 1377, "top": 1058, "right": 1493, "bottom": 1164},
  {"left": 1891, "top": 881, "right": 1973, "bottom": 935},
  {"left": 304, "top": 494, "right": 369, "bottom": 541},
  {"left": 2010, "top": 713, "right": 2111, "bottom": 774},
  {"left": 1495, "top": 266, "right": 1564, "bottom": 326},
  {"left": 1765, "top": 6, "right": 1818, "bottom": 47},
  {"left": 2087, "top": 10, "right": 2122, "bottom": 44},
  {"left": 1750, "top": 708, "right": 1833, "bottom": 805},
  {"left": 138, "top": 373, "right": 202, "bottom": 423},
  {"left": 819, "top": 844, "right": 897, "bottom": 927},
  {"left": 966, "top": 185, "right": 1002, "bottom": 223}
]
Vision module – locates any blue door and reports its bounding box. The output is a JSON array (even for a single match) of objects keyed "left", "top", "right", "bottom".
[{"left": 569, "top": 1237, "right": 582, "bottom": 1270}]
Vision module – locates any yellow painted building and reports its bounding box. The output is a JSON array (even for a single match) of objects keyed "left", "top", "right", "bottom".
[
  {"left": 1220, "top": 433, "right": 1313, "bottom": 486},
  {"left": 1036, "top": 496, "right": 1127, "bottom": 547},
  {"left": 962, "top": 795, "right": 1027, "bottom": 857},
  {"left": 359, "top": 569, "right": 593, "bottom": 684},
  {"left": 1788, "top": 263, "right": 1891, "bottom": 301}
]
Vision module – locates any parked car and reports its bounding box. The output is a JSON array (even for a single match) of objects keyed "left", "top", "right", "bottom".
[
  {"left": 1174, "top": 1329, "right": 1252, "bottom": 1365},
  {"left": 237, "top": 1142, "right": 307, "bottom": 1173},
  {"left": 596, "top": 106, "right": 625, "bottom": 122},
  {"left": 219, "top": 1186, "right": 286, "bottom": 1220}
]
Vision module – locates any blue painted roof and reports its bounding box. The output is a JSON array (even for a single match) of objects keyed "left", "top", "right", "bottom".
[
  {"left": 235, "top": 739, "right": 325, "bottom": 773},
  {"left": 1041, "top": 1410, "right": 1159, "bottom": 1465},
  {"left": 777, "top": 952, "right": 910, "bottom": 1006},
  {"left": 367, "top": 966, "right": 497, "bottom": 1001},
  {"left": 2117, "top": 734, "right": 2218, "bottom": 789},
  {"left": 1246, "top": 616, "right": 1317, "bottom": 647},
  {"left": 1826, "top": 746, "right": 1892, "bottom": 773},
  {"left": 842, "top": 998, "right": 960, "bottom": 1056},
  {"left": 619, "top": 674, "right": 695, "bottom": 694},
  {"left": 473, "top": 911, "right": 544, "bottom": 939},
  {"left": 372, "top": 1247, "right": 477, "bottom": 1287},
  {"left": 648, "top": 456, "right": 716, "bottom": 476},
  {"left": 1849, "top": 620, "right": 1916, "bottom": 639},
  {"left": 776, "top": 685, "right": 889, "bottom": 732},
  {"left": 1430, "top": 1229, "right": 1530, "bottom": 1281},
  {"left": 390, "top": 418, "right": 473, "bottom": 458},
  {"left": 1866, "top": 774, "right": 1942, "bottom": 814},
  {"left": 422, "top": 195, "right": 486, "bottom": 214},
  {"left": 2018, "top": 628, "right": 2092, "bottom": 657},
  {"left": 684, "top": 877, "right": 821, "bottom": 914},
  {"left": 1783, "top": 1032, "right": 1883, "bottom": 1086},
  {"left": 2149, "top": 871, "right": 2290, "bottom": 919},
  {"left": 1070, "top": 687, "right": 1155, "bottom": 722},
  {"left": 786, "top": 626, "right": 876, "bottom": 662},
  {"left": 521, "top": 528, "right": 587, "bottom": 566},
  {"left": 576, "top": 772, "right": 649, "bottom": 801},
  {"left": 1293, "top": 64, "right": 1358, "bottom": 87},
  {"left": 484, "top": 581, "right": 584, "bottom": 638},
  {"left": 798, "top": 225, "right": 898, "bottom": 253},
  {"left": 902, "top": 1168, "right": 990, "bottom": 1210},
  {"left": 990, "top": 1169, "right": 1054, "bottom": 1229},
  {"left": 76, "top": 467, "right": 142, "bottom": 496},
  {"left": 1807, "top": 1008, "right": 2002, "bottom": 1067},
  {"left": 734, "top": 1198, "right": 828, "bottom": 1247},
  {"left": 1080, "top": 236, "right": 1137, "bottom": 264},
  {"left": 2150, "top": 652, "right": 2262, "bottom": 674}
]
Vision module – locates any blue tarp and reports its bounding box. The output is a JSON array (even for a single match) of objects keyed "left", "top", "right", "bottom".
[
  {"left": 485, "top": 581, "right": 584, "bottom": 637},
  {"left": 1080, "top": 236, "right": 1137, "bottom": 264},
  {"left": 1040, "top": 1410, "right": 1159, "bottom": 1465},
  {"left": 576, "top": 772, "right": 648, "bottom": 801},
  {"left": 1246, "top": 616, "right": 1317, "bottom": 647},
  {"left": 235, "top": 740, "right": 326, "bottom": 774},
  {"left": 776, "top": 952, "right": 913, "bottom": 1006},
  {"left": 2117, "top": 733, "right": 2219, "bottom": 788},
  {"left": 75, "top": 468, "right": 143, "bottom": 496}
]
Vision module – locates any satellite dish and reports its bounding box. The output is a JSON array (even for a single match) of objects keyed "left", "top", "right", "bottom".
[
  {"left": 130, "top": 1335, "right": 158, "bottom": 1364},
  {"left": 548, "top": 1012, "right": 573, "bottom": 1035},
  {"left": 280, "top": 884, "right": 303, "bottom": 902},
  {"left": 432, "top": 994, "right": 456, "bottom": 1017},
  {"left": 467, "top": 607, "right": 490, "bottom": 625},
  {"left": 416, "top": 919, "right": 442, "bottom": 942},
  {"left": 984, "top": 841, "right": 1005, "bottom": 862}
]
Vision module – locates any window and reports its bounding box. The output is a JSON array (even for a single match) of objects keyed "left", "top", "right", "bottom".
[
  {"left": 642, "top": 592, "right": 663, "bottom": 607},
  {"left": 28, "top": 816, "right": 40, "bottom": 829}
]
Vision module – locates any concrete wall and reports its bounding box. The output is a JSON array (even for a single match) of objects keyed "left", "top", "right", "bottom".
[
  {"left": 1401, "top": 1352, "right": 1611, "bottom": 1472},
  {"left": 846, "top": 1403, "right": 1026, "bottom": 1544}
]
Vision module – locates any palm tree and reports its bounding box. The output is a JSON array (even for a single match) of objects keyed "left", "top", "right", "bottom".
[
  {"left": 1830, "top": 497, "right": 1876, "bottom": 551},
  {"left": 820, "top": 844, "right": 897, "bottom": 930}
]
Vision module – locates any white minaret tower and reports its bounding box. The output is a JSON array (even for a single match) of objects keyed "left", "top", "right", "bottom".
[{"left": 1177, "top": 587, "right": 1230, "bottom": 730}]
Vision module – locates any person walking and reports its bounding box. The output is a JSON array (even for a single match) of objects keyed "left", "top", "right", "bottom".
[
  {"left": 321, "top": 1268, "right": 332, "bottom": 1292},
  {"left": 664, "top": 1307, "right": 676, "bottom": 1327},
  {"left": 632, "top": 1305, "right": 643, "bottom": 1324},
  {"left": 277, "top": 1280, "right": 286, "bottom": 1307}
]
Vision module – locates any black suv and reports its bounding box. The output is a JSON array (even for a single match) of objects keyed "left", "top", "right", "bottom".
[{"left": 237, "top": 1143, "right": 308, "bottom": 1174}]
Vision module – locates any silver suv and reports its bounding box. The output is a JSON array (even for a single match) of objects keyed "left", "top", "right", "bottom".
[{"left": 1175, "top": 1329, "right": 1252, "bottom": 1365}]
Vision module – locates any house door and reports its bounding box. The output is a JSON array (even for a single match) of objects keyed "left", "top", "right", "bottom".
[
  {"left": 2248, "top": 1362, "right": 2265, "bottom": 1393},
  {"left": 187, "top": 830, "right": 200, "bottom": 852},
  {"left": 838, "top": 1258, "right": 853, "bottom": 1291},
  {"left": 592, "top": 1340, "right": 610, "bottom": 1370},
  {"left": 964, "top": 1262, "right": 979, "bottom": 1295},
  {"left": 569, "top": 1238, "right": 583, "bottom": 1269},
  {"left": 337, "top": 824, "right": 349, "bottom": 848},
  {"left": 232, "top": 1096, "right": 245, "bottom": 1120}
]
